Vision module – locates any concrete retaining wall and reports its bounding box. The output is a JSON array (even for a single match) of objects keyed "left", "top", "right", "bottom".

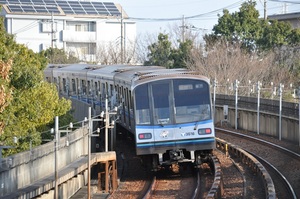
[
  {"left": 215, "top": 106, "right": 299, "bottom": 145},
  {"left": 0, "top": 128, "right": 88, "bottom": 197}
]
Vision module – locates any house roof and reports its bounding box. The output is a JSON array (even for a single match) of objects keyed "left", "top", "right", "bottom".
[
  {"left": 268, "top": 12, "right": 300, "bottom": 21},
  {"left": 0, "top": 0, "right": 125, "bottom": 17}
]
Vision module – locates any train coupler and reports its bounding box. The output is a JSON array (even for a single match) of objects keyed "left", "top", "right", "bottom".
[{"left": 169, "top": 150, "right": 185, "bottom": 161}]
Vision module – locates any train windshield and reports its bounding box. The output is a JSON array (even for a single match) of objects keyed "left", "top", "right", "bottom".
[
  {"left": 134, "top": 79, "right": 211, "bottom": 125},
  {"left": 173, "top": 79, "right": 211, "bottom": 124}
]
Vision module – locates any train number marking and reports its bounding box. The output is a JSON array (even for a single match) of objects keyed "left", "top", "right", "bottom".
[{"left": 181, "top": 132, "right": 195, "bottom": 137}]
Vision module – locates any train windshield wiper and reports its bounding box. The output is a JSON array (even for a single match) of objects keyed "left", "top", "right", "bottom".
[
  {"left": 194, "top": 121, "right": 198, "bottom": 130},
  {"left": 194, "top": 114, "right": 202, "bottom": 130}
]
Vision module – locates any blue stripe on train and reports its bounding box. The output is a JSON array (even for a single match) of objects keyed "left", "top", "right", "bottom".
[
  {"left": 137, "top": 137, "right": 215, "bottom": 148},
  {"left": 136, "top": 119, "right": 213, "bottom": 129}
]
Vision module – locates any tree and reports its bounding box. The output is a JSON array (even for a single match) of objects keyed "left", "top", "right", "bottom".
[
  {"left": 0, "top": 16, "right": 15, "bottom": 134},
  {"left": 209, "top": 1, "right": 262, "bottom": 52},
  {"left": 171, "top": 39, "right": 193, "bottom": 68},
  {"left": 0, "top": 60, "right": 12, "bottom": 133},
  {"left": 257, "top": 20, "right": 293, "bottom": 51},
  {"left": 40, "top": 48, "right": 80, "bottom": 64},
  {"left": 144, "top": 33, "right": 173, "bottom": 68},
  {"left": 145, "top": 33, "right": 193, "bottom": 68},
  {"left": 0, "top": 18, "right": 72, "bottom": 156},
  {"left": 207, "top": 1, "right": 300, "bottom": 52}
]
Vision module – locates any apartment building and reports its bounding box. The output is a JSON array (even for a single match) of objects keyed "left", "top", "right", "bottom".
[{"left": 0, "top": 0, "right": 136, "bottom": 63}]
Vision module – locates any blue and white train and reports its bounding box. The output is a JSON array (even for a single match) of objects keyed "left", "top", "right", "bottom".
[{"left": 44, "top": 64, "right": 215, "bottom": 170}]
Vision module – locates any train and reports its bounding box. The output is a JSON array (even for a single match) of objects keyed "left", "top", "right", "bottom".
[{"left": 44, "top": 64, "right": 215, "bottom": 170}]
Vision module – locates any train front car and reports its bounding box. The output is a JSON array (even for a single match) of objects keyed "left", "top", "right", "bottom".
[{"left": 133, "top": 70, "right": 215, "bottom": 170}]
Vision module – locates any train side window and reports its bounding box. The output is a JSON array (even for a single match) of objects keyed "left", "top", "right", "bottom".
[
  {"left": 81, "top": 80, "right": 86, "bottom": 94},
  {"left": 94, "top": 81, "right": 98, "bottom": 94},
  {"left": 62, "top": 78, "right": 66, "bottom": 92},
  {"left": 110, "top": 84, "right": 113, "bottom": 96},
  {"left": 58, "top": 77, "right": 62, "bottom": 92},
  {"left": 123, "top": 87, "right": 127, "bottom": 123},
  {"left": 105, "top": 82, "right": 108, "bottom": 96},
  {"left": 102, "top": 83, "right": 105, "bottom": 96},
  {"left": 87, "top": 81, "right": 91, "bottom": 95},
  {"left": 72, "top": 79, "right": 76, "bottom": 94}
]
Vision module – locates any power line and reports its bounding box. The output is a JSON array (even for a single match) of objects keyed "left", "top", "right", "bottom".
[
  {"left": 128, "top": 0, "right": 244, "bottom": 22},
  {"left": 13, "top": 20, "right": 40, "bottom": 34},
  {"left": 269, "top": 0, "right": 300, "bottom": 4}
]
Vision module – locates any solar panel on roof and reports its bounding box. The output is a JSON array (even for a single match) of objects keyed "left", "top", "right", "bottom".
[
  {"left": 22, "top": 0, "right": 32, "bottom": 3},
  {"left": 22, "top": 5, "right": 34, "bottom": 12},
  {"left": 58, "top": 5, "right": 71, "bottom": 10},
  {"left": 86, "top": 11, "right": 97, "bottom": 15},
  {"left": 44, "top": 0, "right": 56, "bottom": 5},
  {"left": 0, "top": 0, "right": 8, "bottom": 4},
  {"left": 47, "top": 6, "right": 59, "bottom": 13},
  {"left": 73, "top": 7, "right": 84, "bottom": 11},
  {"left": 80, "top": 2, "right": 92, "bottom": 6},
  {"left": 64, "top": 10, "right": 74, "bottom": 14},
  {"left": 32, "top": 0, "right": 43, "bottom": 4},
  {"left": 69, "top": 1, "right": 79, "bottom": 6},
  {"left": 74, "top": 10, "right": 85, "bottom": 14},
  {"left": 92, "top": 2, "right": 105, "bottom": 8},
  {"left": 103, "top": 2, "right": 114, "bottom": 6},
  {"left": 8, "top": 0, "right": 20, "bottom": 4},
  {"left": 34, "top": 6, "right": 46, "bottom": 13},
  {"left": 8, "top": 4, "right": 23, "bottom": 12},
  {"left": 1, "top": 0, "right": 121, "bottom": 16},
  {"left": 110, "top": 11, "right": 120, "bottom": 15},
  {"left": 57, "top": 1, "right": 68, "bottom": 6}
]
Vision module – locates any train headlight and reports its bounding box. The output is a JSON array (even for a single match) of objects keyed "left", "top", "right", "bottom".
[
  {"left": 138, "top": 133, "right": 152, "bottom": 139},
  {"left": 198, "top": 128, "right": 211, "bottom": 135}
]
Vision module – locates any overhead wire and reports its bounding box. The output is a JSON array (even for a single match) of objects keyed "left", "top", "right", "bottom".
[
  {"left": 128, "top": 0, "right": 244, "bottom": 22},
  {"left": 13, "top": 20, "right": 40, "bottom": 34},
  {"left": 269, "top": 0, "right": 300, "bottom": 4}
]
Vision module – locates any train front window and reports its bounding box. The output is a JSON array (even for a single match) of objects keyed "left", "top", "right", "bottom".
[
  {"left": 135, "top": 84, "right": 150, "bottom": 125},
  {"left": 173, "top": 79, "right": 211, "bottom": 123},
  {"left": 152, "top": 82, "right": 171, "bottom": 125}
]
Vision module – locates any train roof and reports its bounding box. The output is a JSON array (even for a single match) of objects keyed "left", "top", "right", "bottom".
[{"left": 45, "top": 64, "right": 210, "bottom": 87}]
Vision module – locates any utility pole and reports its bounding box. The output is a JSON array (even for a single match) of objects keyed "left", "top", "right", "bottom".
[
  {"left": 264, "top": 0, "right": 267, "bottom": 20},
  {"left": 181, "top": 15, "right": 185, "bottom": 42},
  {"left": 51, "top": 12, "right": 54, "bottom": 49},
  {"left": 50, "top": 12, "right": 57, "bottom": 63},
  {"left": 120, "top": 8, "right": 124, "bottom": 64},
  {"left": 54, "top": 116, "right": 58, "bottom": 199}
]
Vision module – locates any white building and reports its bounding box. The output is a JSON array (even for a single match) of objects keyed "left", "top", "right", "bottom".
[{"left": 0, "top": 0, "right": 136, "bottom": 63}]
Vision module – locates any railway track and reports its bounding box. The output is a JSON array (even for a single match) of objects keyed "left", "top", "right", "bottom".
[
  {"left": 247, "top": 151, "right": 297, "bottom": 199},
  {"left": 142, "top": 168, "right": 198, "bottom": 199},
  {"left": 216, "top": 138, "right": 274, "bottom": 198},
  {"left": 216, "top": 127, "right": 299, "bottom": 199},
  {"left": 141, "top": 156, "right": 222, "bottom": 199},
  {"left": 109, "top": 126, "right": 299, "bottom": 198},
  {"left": 110, "top": 139, "right": 223, "bottom": 199}
]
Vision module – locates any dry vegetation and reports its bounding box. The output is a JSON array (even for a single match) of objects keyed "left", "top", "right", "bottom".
[
  {"left": 186, "top": 40, "right": 297, "bottom": 96},
  {"left": 0, "top": 60, "right": 12, "bottom": 134}
]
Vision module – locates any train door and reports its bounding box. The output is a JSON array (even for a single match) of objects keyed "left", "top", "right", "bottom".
[{"left": 150, "top": 81, "right": 176, "bottom": 148}]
